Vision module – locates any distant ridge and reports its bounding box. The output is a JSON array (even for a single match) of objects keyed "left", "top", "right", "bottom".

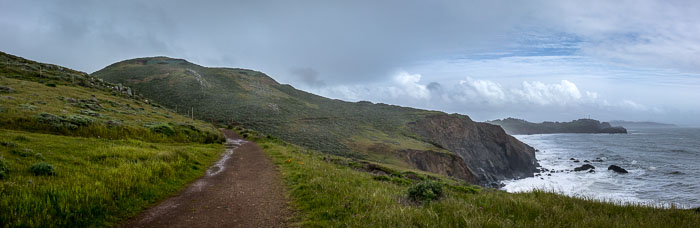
[
  {"left": 608, "top": 120, "right": 677, "bottom": 128},
  {"left": 488, "top": 118, "right": 627, "bottom": 135}
]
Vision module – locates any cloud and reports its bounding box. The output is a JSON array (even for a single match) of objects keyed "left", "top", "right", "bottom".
[
  {"left": 318, "top": 71, "right": 610, "bottom": 108},
  {"left": 2, "top": 0, "right": 699, "bottom": 124},
  {"left": 390, "top": 71, "right": 430, "bottom": 99},
  {"left": 546, "top": 0, "right": 700, "bottom": 72},
  {"left": 290, "top": 67, "right": 325, "bottom": 88}
]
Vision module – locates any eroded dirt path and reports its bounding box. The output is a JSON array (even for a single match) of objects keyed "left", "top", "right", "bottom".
[{"left": 124, "top": 129, "right": 291, "bottom": 228}]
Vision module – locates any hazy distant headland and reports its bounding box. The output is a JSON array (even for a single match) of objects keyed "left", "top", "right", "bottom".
[
  {"left": 608, "top": 120, "right": 677, "bottom": 129},
  {"left": 488, "top": 118, "right": 627, "bottom": 135}
]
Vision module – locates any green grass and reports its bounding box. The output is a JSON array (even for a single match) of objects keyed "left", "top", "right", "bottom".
[
  {"left": 241, "top": 128, "right": 700, "bottom": 227},
  {"left": 0, "top": 76, "right": 223, "bottom": 143},
  {"left": 0, "top": 130, "right": 223, "bottom": 227},
  {"left": 0, "top": 54, "right": 227, "bottom": 227}
]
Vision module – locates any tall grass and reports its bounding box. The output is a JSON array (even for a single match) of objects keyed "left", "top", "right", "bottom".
[{"left": 0, "top": 130, "right": 223, "bottom": 227}]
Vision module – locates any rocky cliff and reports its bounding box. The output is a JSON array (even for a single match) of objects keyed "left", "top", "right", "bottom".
[
  {"left": 408, "top": 114, "right": 539, "bottom": 186},
  {"left": 401, "top": 149, "right": 479, "bottom": 183}
]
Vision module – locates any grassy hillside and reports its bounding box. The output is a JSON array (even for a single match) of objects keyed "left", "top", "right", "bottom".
[
  {"left": 92, "top": 57, "right": 537, "bottom": 184},
  {"left": 239, "top": 127, "right": 700, "bottom": 227},
  {"left": 0, "top": 51, "right": 225, "bottom": 226},
  {"left": 93, "top": 57, "right": 440, "bottom": 157}
]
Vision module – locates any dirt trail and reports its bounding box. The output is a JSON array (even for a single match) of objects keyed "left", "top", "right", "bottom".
[{"left": 123, "top": 129, "right": 291, "bottom": 228}]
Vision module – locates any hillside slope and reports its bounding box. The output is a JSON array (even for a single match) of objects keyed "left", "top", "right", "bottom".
[
  {"left": 93, "top": 57, "right": 537, "bottom": 184},
  {"left": 0, "top": 51, "right": 224, "bottom": 226}
]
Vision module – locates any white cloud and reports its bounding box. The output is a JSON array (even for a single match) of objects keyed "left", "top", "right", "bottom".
[
  {"left": 391, "top": 71, "right": 430, "bottom": 99},
  {"left": 513, "top": 80, "right": 582, "bottom": 106},
  {"left": 548, "top": 0, "right": 700, "bottom": 73}
]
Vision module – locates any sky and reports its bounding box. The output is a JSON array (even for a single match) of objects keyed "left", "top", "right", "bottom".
[{"left": 1, "top": 0, "right": 699, "bottom": 125}]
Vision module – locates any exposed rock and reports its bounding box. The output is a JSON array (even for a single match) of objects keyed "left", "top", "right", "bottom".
[
  {"left": 401, "top": 149, "right": 478, "bottom": 184},
  {"left": 588, "top": 169, "right": 595, "bottom": 173},
  {"left": 608, "top": 165, "right": 629, "bottom": 174},
  {"left": 408, "top": 114, "right": 538, "bottom": 185},
  {"left": 584, "top": 160, "right": 590, "bottom": 163},
  {"left": 574, "top": 164, "right": 595, "bottom": 172},
  {"left": 574, "top": 160, "right": 580, "bottom": 163},
  {"left": 570, "top": 158, "right": 576, "bottom": 160},
  {"left": 669, "top": 171, "right": 684, "bottom": 175}
]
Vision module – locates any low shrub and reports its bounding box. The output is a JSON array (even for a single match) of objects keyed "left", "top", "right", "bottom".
[
  {"left": 1, "top": 141, "right": 17, "bottom": 147},
  {"left": 446, "top": 184, "right": 480, "bottom": 194},
  {"left": 10, "top": 148, "right": 33, "bottom": 157},
  {"left": 0, "top": 157, "right": 9, "bottom": 179},
  {"left": 407, "top": 180, "right": 444, "bottom": 203},
  {"left": 146, "top": 123, "right": 176, "bottom": 136},
  {"left": 29, "top": 162, "right": 56, "bottom": 176},
  {"left": 13, "top": 135, "right": 30, "bottom": 142},
  {"left": 372, "top": 175, "right": 391, "bottom": 181},
  {"left": 66, "top": 115, "right": 94, "bottom": 126}
]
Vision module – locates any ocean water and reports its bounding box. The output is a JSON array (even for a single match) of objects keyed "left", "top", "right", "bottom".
[{"left": 502, "top": 128, "right": 700, "bottom": 209}]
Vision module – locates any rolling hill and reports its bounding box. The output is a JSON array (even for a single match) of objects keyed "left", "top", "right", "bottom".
[{"left": 93, "top": 57, "right": 538, "bottom": 185}]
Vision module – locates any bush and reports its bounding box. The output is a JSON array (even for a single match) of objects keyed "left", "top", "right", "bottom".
[
  {"left": 36, "top": 113, "right": 61, "bottom": 124},
  {"left": 408, "top": 180, "right": 444, "bottom": 203},
  {"left": 447, "top": 184, "right": 480, "bottom": 194},
  {"left": 13, "top": 135, "right": 30, "bottom": 142},
  {"left": 147, "top": 123, "right": 175, "bottom": 136},
  {"left": 10, "top": 148, "right": 33, "bottom": 157},
  {"left": 1, "top": 141, "right": 17, "bottom": 147},
  {"left": 29, "top": 162, "right": 56, "bottom": 176},
  {"left": 0, "top": 158, "right": 9, "bottom": 179},
  {"left": 66, "top": 115, "right": 94, "bottom": 126}
]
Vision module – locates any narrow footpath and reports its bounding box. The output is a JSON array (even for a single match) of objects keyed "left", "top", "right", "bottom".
[{"left": 124, "top": 129, "right": 291, "bottom": 228}]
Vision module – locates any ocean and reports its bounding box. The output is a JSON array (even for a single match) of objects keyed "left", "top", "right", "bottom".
[{"left": 502, "top": 128, "right": 700, "bottom": 209}]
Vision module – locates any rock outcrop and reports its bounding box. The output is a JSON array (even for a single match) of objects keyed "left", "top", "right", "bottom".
[
  {"left": 401, "top": 149, "right": 479, "bottom": 184},
  {"left": 574, "top": 164, "right": 595, "bottom": 172},
  {"left": 408, "top": 114, "right": 539, "bottom": 185},
  {"left": 608, "top": 165, "right": 629, "bottom": 174}
]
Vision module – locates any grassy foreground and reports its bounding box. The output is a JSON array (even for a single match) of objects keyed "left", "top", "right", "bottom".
[
  {"left": 238, "top": 129, "right": 700, "bottom": 227},
  {"left": 0, "top": 130, "right": 222, "bottom": 227}
]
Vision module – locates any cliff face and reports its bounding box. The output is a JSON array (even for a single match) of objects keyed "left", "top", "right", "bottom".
[
  {"left": 489, "top": 118, "right": 628, "bottom": 135},
  {"left": 408, "top": 114, "right": 539, "bottom": 185},
  {"left": 401, "top": 149, "right": 479, "bottom": 184}
]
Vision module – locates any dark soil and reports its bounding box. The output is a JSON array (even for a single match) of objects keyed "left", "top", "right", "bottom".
[{"left": 123, "top": 129, "right": 291, "bottom": 227}]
